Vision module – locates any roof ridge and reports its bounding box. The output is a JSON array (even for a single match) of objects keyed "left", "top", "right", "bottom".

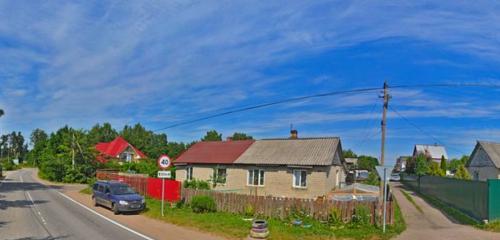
[
  {"left": 478, "top": 140, "right": 500, "bottom": 145},
  {"left": 260, "top": 137, "right": 340, "bottom": 141}
]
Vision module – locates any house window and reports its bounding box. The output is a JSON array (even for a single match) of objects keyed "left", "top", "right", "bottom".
[
  {"left": 247, "top": 169, "right": 264, "bottom": 186},
  {"left": 293, "top": 170, "right": 307, "bottom": 188},
  {"left": 186, "top": 167, "right": 193, "bottom": 181},
  {"left": 214, "top": 168, "right": 227, "bottom": 184}
]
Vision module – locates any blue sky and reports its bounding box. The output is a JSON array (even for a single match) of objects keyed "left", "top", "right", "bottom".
[{"left": 1, "top": 1, "right": 500, "bottom": 164}]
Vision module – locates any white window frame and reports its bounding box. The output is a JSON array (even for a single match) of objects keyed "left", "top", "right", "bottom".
[
  {"left": 293, "top": 169, "right": 307, "bottom": 188},
  {"left": 186, "top": 166, "right": 193, "bottom": 181},
  {"left": 247, "top": 169, "right": 265, "bottom": 186}
]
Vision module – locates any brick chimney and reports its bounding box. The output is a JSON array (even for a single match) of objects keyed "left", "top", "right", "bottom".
[{"left": 290, "top": 129, "right": 298, "bottom": 139}]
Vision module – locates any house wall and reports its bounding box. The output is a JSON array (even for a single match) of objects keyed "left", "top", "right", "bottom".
[
  {"left": 468, "top": 146, "right": 500, "bottom": 181},
  {"left": 176, "top": 164, "right": 343, "bottom": 199}
]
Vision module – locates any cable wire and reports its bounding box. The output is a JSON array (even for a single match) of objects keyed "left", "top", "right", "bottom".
[{"left": 153, "top": 87, "right": 382, "bottom": 131}]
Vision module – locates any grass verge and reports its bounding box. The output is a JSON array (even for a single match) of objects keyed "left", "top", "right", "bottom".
[
  {"left": 400, "top": 190, "right": 423, "bottom": 213},
  {"left": 80, "top": 187, "right": 92, "bottom": 195},
  {"left": 141, "top": 198, "right": 406, "bottom": 240},
  {"left": 415, "top": 191, "right": 479, "bottom": 226},
  {"left": 481, "top": 220, "right": 500, "bottom": 232},
  {"left": 416, "top": 191, "right": 500, "bottom": 232}
]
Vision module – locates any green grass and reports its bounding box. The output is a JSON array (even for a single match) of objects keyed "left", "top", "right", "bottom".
[
  {"left": 400, "top": 190, "right": 423, "bottom": 213},
  {"left": 415, "top": 192, "right": 479, "bottom": 226},
  {"left": 481, "top": 220, "right": 500, "bottom": 232},
  {"left": 80, "top": 187, "right": 92, "bottom": 195},
  {"left": 141, "top": 198, "right": 406, "bottom": 240}
]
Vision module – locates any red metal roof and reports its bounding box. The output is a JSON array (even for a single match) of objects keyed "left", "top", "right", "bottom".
[
  {"left": 174, "top": 140, "right": 255, "bottom": 164},
  {"left": 95, "top": 136, "right": 147, "bottom": 160}
]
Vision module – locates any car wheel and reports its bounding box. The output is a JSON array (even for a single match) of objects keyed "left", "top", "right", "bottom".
[
  {"left": 112, "top": 203, "right": 120, "bottom": 215},
  {"left": 93, "top": 197, "right": 98, "bottom": 207}
]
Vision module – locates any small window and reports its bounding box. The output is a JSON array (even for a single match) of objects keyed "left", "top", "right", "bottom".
[
  {"left": 214, "top": 168, "right": 226, "bottom": 184},
  {"left": 186, "top": 167, "right": 193, "bottom": 181},
  {"left": 93, "top": 183, "right": 98, "bottom": 191},
  {"left": 248, "top": 169, "right": 264, "bottom": 186},
  {"left": 97, "top": 184, "right": 104, "bottom": 192},
  {"left": 105, "top": 186, "right": 110, "bottom": 193},
  {"left": 293, "top": 170, "right": 307, "bottom": 188}
]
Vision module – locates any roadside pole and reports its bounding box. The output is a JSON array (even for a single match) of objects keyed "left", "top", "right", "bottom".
[
  {"left": 157, "top": 154, "right": 172, "bottom": 218},
  {"left": 383, "top": 168, "right": 387, "bottom": 233},
  {"left": 161, "top": 177, "right": 165, "bottom": 217},
  {"left": 375, "top": 165, "right": 393, "bottom": 233}
]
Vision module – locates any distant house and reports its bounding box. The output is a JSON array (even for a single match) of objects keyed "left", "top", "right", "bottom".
[
  {"left": 175, "top": 133, "right": 347, "bottom": 199},
  {"left": 467, "top": 141, "right": 500, "bottom": 181},
  {"left": 412, "top": 144, "right": 448, "bottom": 163},
  {"left": 95, "top": 136, "right": 147, "bottom": 163},
  {"left": 394, "top": 156, "right": 410, "bottom": 172},
  {"left": 344, "top": 158, "right": 358, "bottom": 169}
]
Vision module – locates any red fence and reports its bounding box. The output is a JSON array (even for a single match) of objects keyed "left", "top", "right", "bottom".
[
  {"left": 96, "top": 170, "right": 181, "bottom": 202},
  {"left": 147, "top": 178, "right": 181, "bottom": 202}
]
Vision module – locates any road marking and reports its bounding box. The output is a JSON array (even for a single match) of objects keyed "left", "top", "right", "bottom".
[
  {"left": 57, "top": 192, "right": 155, "bottom": 240},
  {"left": 26, "top": 191, "right": 48, "bottom": 224}
]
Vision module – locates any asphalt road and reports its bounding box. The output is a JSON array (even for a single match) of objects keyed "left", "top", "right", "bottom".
[{"left": 0, "top": 169, "right": 151, "bottom": 240}]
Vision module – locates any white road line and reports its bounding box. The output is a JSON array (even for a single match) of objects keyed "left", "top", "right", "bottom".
[{"left": 57, "top": 192, "right": 155, "bottom": 240}]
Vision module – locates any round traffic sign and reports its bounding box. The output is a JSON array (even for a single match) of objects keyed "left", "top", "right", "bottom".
[{"left": 157, "top": 155, "right": 172, "bottom": 169}]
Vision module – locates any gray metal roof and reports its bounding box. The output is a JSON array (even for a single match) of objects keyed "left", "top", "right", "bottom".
[
  {"left": 477, "top": 141, "right": 500, "bottom": 168},
  {"left": 414, "top": 144, "right": 448, "bottom": 160},
  {"left": 234, "top": 137, "right": 341, "bottom": 166}
]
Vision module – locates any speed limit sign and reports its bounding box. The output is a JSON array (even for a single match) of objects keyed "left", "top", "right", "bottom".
[{"left": 157, "top": 155, "right": 172, "bottom": 169}]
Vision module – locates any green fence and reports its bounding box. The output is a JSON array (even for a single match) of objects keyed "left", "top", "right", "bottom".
[
  {"left": 489, "top": 179, "right": 500, "bottom": 221},
  {"left": 402, "top": 174, "right": 500, "bottom": 221}
]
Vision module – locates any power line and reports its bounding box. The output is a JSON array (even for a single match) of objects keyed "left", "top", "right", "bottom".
[
  {"left": 153, "top": 82, "right": 500, "bottom": 132},
  {"left": 388, "top": 105, "right": 466, "bottom": 155},
  {"left": 153, "top": 87, "right": 382, "bottom": 131}
]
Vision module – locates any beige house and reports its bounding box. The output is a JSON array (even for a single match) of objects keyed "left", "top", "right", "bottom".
[
  {"left": 175, "top": 136, "right": 347, "bottom": 199},
  {"left": 467, "top": 141, "right": 500, "bottom": 181}
]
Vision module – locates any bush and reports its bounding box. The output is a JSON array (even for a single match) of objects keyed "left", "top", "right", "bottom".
[
  {"left": 183, "top": 179, "right": 211, "bottom": 190},
  {"left": 351, "top": 205, "right": 371, "bottom": 226},
  {"left": 190, "top": 195, "right": 217, "bottom": 213},
  {"left": 244, "top": 204, "right": 255, "bottom": 217},
  {"left": 328, "top": 207, "right": 342, "bottom": 226}
]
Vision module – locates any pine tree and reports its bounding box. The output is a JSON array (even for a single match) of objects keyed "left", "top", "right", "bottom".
[
  {"left": 440, "top": 155, "right": 447, "bottom": 174},
  {"left": 455, "top": 164, "right": 471, "bottom": 180}
]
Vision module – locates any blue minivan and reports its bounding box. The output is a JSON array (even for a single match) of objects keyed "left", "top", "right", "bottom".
[{"left": 92, "top": 181, "right": 146, "bottom": 214}]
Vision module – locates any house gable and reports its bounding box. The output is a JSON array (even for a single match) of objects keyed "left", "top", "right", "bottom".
[{"left": 468, "top": 142, "right": 499, "bottom": 168}]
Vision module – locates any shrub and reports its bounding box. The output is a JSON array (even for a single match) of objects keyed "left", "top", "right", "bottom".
[
  {"left": 352, "top": 205, "right": 371, "bottom": 226},
  {"left": 244, "top": 204, "right": 255, "bottom": 217},
  {"left": 328, "top": 207, "right": 342, "bottom": 226},
  {"left": 183, "top": 179, "right": 211, "bottom": 190},
  {"left": 190, "top": 195, "right": 217, "bottom": 213}
]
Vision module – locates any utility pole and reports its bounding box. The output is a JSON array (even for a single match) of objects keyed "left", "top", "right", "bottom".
[
  {"left": 380, "top": 81, "right": 390, "bottom": 166},
  {"left": 378, "top": 81, "right": 391, "bottom": 225}
]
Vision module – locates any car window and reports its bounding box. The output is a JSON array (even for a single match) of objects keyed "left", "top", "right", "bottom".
[
  {"left": 93, "top": 183, "right": 98, "bottom": 190},
  {"left": 105, "top": 186, "right": 110, "bottom": 194},
  {"left": 110, "top": 184, "right": 136, "bottom": 195},
  {"left": 97, "top": 184, "right": 104, "bottom": 192}
]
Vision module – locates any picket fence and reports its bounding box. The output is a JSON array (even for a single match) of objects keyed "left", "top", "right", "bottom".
[{"left": 181, "top": 188, "right": 394, "bottom": 224}]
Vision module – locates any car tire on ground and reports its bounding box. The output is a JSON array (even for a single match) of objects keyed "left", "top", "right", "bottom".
[
  {"left": 112, "top": 203, "right": 120, "bottom": 215},
  {"left": 93, "top": 197, "right": 98, "bottom": 207}
]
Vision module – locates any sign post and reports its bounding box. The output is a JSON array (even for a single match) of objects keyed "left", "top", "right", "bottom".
[
  {"left": 375, "top": 165, "right": 393, "bottom": 233},
  {"left": 157, "top": 155, "right": 172, "bottom": 217}
]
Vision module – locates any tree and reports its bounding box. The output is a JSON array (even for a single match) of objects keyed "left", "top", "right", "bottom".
[
  {"left": 342, "top": 149, "right": 357, "bottom": 158},
  {"left": 415, "top": 154, "right": 430, "bottom": 176},
  {"left": 357, "top": 155, "right": 379, "bottom": 171},
  {"left": 440, "top": 155, "right": 447, "bottom": 173},
  {"left": 202, "top": 130, "right": 222, "bottom": 141},
  {"left": 0, "top": 109, "right": 4, "bottom": 118},
  {"left": 231, "top": 132, "right": 253, "bottom": 140},
  {"left": 429, "top": 161, "right": 445, "bottom": 177},
  {"left": 365, "top": 171, "right": 380, "bottom": 186},
  {"left": 88, "top": 123, "right": 118, "bottom": 144},
  {"left": 455, "top": 164, "right": 471, "bottom": 180}
]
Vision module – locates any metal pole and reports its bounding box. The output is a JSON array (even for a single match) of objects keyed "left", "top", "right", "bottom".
[
  {"left": 383, "top": 168, "right": 387, "bottom": 233},
  {"left": 161, "top": 178, "right": 165, "bottom": 217}
]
